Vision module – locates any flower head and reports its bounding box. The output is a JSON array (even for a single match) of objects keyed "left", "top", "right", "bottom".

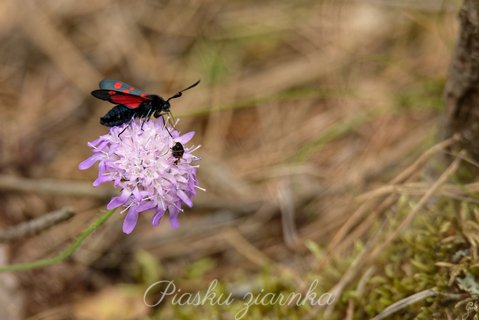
[{"left": 79, "top": 118, "right": 201, "bottom": 234}]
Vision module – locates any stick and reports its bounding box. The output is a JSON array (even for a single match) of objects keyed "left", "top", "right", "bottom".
[
  {"left": 0, "top": 207, "right": 74, "bottom": 243},
  {"left": 0, "top": 209, "right": 115, "bottom": 272}
]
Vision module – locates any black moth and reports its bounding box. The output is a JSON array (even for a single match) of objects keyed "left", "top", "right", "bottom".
[{"left": 91, "top": 79, "right": 200, "bottom": 127}]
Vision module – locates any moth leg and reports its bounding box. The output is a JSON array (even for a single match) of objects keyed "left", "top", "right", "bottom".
[
  {"left": 156, "top": 113, "right": 174, "bottom": 138},
  {"left": 141, "top": 109, "right": 154, "bottom": 131},
  {"left": 118, "top": 126, "right": 128, "bottom": 138},
  {"left": 154, "top": 111, "right": 177, "bottom": 130},
  {"left": 118, "top": 115, "right": 135, "bottom": 138}
]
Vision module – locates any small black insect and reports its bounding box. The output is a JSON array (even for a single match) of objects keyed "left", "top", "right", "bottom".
[
  {"left": 91, "top": 79, "right": 200, "bottom": 128},
  {"left": 171, "top": 142, "right": 185, "bottom": 165}
]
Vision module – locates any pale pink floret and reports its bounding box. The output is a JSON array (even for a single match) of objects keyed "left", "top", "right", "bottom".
[{"left": 79, "top": 119, "right": 201, "bottom": 234}]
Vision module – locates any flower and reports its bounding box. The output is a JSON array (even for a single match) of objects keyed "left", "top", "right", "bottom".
[{"left": 79, "top": 118, "right": 201, "bottom": 234}]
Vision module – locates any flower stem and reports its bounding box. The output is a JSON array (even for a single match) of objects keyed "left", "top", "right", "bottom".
[{"left": 0, "top": 209, "right": 115, "bottom": 272}]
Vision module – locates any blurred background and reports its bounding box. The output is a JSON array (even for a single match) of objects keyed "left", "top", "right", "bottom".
[{"left": 0, "top": 0, "right": 461, "bottom": 319}]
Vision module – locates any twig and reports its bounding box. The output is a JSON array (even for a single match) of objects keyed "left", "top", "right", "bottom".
[
  {"left": 0, "top": 174, "right": 266, "bottom": 212},
  {"left": 0, "top": 207, "right": 74, "bottom": 243},
  {"left": 371, "top": 289, "right": 438, "bottom": 320},
  {"left": 0, "top": 175, "right": 115, "bottom": 199},
  {"left": 0, "top": 209, "right": 115, "bottom": 272}
]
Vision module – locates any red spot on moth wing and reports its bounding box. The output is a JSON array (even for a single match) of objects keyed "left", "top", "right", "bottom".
[
  {"left": 114, "top": 82, "right": 122, "bottom": 89},
  {"left": 123, "top": 89, "right": 130, "bottom": 93},
  {"left": 140, "top": 93, "right": 146, "bottom": 97},
  {"left": 129, "top": 87, "right": 135, "bottom": 90},
  {"left": 108, "top": 91, "right": 116, "bottom": 95},
  {"left": 110, "top": 95, "right": 144, "bottom": 108}
]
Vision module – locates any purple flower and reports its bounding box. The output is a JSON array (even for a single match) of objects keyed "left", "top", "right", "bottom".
[{"left": 79, "top": 118, "right": 202, "bottom": 234}]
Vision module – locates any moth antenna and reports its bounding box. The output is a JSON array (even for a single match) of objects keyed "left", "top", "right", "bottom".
[{"left": 166, "top": 80, "right": 200, "bottom": 102}]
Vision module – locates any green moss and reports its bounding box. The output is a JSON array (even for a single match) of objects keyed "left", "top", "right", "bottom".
[
  {"left": 332, "top": 199, "right": 479, "bottom": 319},
  {"left": 141, "top": 190, "right": 479, "bottom": 319}
]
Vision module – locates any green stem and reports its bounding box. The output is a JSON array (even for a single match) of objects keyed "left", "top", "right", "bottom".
[{"left": 0, "top": 209, "right": 115, "bottom": 272}]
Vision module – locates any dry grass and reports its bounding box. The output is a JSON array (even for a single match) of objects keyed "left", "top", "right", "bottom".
[{"left": 0, "top": 0, "right": 462, "bottom": 319}]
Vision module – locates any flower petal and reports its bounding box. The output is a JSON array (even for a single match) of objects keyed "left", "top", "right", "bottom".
[
  {"left": 135, "top": 201, "right": 156, "bottom": 213},
  {"left": 107, "top": 189, "right": 131, "bottom": 210},
  {"left": 132, "top": 187, "right": 142, "bottom": 201},
  {"left": 79, "top": 154, "right": 101, "bottom": 170},
  {"left": 93, "top": 174, "right": 112, "bottom": 187},
  {"left": 152, "top": 208, "right": 165, "bottom": 227},
  {"left": 177, "top": 131, "right": 195, "bottom": 144},
  {"left": 168, "top": 206, "right": 180, "bottom": 228},
  {"left": 88, "top": 136, "right": 104, "bottom": 147},
  {"left": 88, "top": 139, "right": 109, "bottom": 151},
  {"left": 122, "top": 207, "right": 139, "bottom": 234},
  {"left": 177, "top": 190, "right": 193, "bottom": 208}
]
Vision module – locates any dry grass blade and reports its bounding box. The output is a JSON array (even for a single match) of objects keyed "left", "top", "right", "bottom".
[
  {"left": 17, "top": 2, "right": 102, "bottom": 92},
  {"left": 277, "top": 182, "right": 300, "bottom": 250},
  {"left": 324, "top": 151, "right": 463, "bottom": 318},
  {"left": 371, "top": 289, "right": 438, "bottom": 320},
  {"left": 367, "top": 151, "right": 463, "bottom": 259},
  {"left": 356, "top": 181, "right": 479, "bottom": 203},
  {"left": 344, "top": 266, "right": 376, "bottom": 320},
  {"left": 325, "top": 136, "right": 458, "bottom": 253}
]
